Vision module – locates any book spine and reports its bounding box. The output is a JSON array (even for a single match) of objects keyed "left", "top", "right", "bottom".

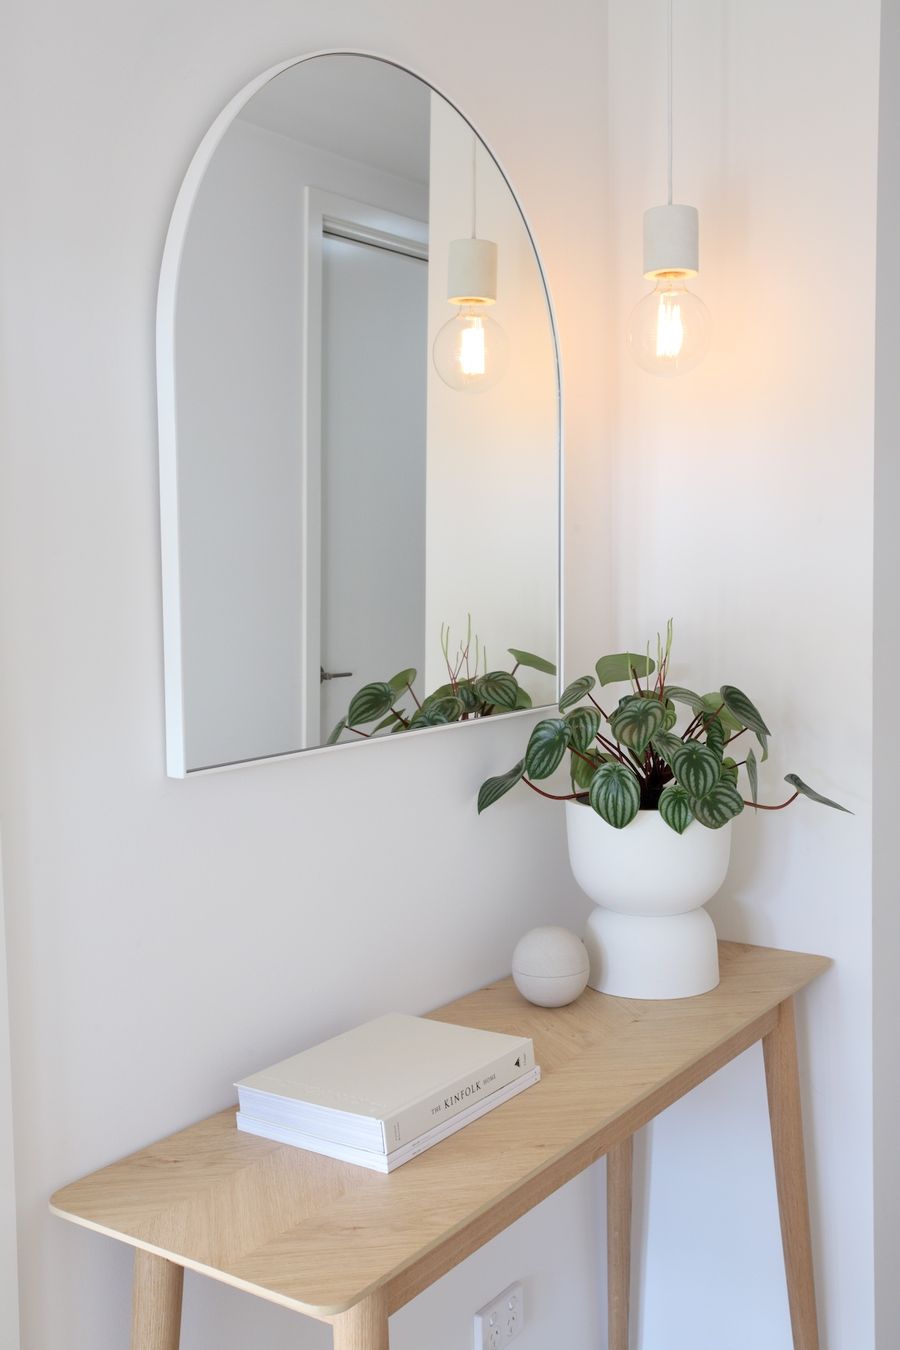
[{"left": 382, "top": 1039, "right": 534, "bottom": 1149}]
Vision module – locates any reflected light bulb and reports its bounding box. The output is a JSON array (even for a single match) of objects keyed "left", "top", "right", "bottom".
[
  {"left": 433, "top": 305, "right": 509, "bottom": 391},
  {"left": 627, "top": 274, "right": 710, "bottom": 376}
]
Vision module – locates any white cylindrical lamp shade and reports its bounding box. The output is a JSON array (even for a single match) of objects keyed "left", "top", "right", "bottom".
[
  {"left": 643, "top": 204, "right": 699, "bottom": 278},
  {"left": 447, "top": 237, "right": 498, "bottom": 305}
]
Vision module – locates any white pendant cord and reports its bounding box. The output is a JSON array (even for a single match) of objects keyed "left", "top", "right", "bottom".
[
  {"left": 471, "top": 132, "right": 478, "bottom": 238},
  {"left": 667, "top": 0, "right": 674, "bottom": 205}
]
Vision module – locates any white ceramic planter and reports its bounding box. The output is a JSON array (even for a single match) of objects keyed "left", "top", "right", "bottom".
[{"left": 565, "top": 802, "right": 732, "bottom": 1000}]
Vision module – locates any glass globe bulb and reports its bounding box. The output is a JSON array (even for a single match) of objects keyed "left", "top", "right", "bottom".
[
  {"left": 626, "top": 274, "right": 711, "bottom": 376},
  {"left": 432, "top": 305, "right": 509, "bottom": 392}
]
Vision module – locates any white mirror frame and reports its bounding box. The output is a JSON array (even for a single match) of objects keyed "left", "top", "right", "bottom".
[{"left": 157, "top": 50, "right": 564, "bottom": 777}]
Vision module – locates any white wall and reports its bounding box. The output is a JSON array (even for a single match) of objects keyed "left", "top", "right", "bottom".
[
  {"left": 424, "top": 96, "right": 558, "bottom": 702},
  {"left": 176, "top": 117, "right": 428, "bottom": 769},
  {"left": 873, "top": 0, "right": 900, "bottom": 1341},
  {"left": 2, "top": 2, "right": 884, "bottom": 1349},
  {"left": 0, "top": 845, "right": 20, "bottom": 1349},
  {"left": 0, "top": 3, "right": 609, "bottom": 1350},
  {"left": 607, "top": 1, "right": 878, "bottom": 1345}
]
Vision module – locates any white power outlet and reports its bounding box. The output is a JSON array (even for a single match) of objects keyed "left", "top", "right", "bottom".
[{"left": 474, "top": 1281, "right": 525, "bottom": 1350}]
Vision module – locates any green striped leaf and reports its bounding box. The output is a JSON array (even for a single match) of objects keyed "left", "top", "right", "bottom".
[
  {"left": 474, "top": 671, "right": 519, "bottom": 710},
  {"left": 720, "top": 756, "right": 739, "bottom": 786},
  {"left": 508, "top": 648, "right": 557, "bottom": 676},
  {"left": 659, "top": 784, "right": 694, "bottom": 835},
  {"left": 689, "top": 781, "right": 745, "bottom": 829},
  {"left": 570, "top": 748, "right": 611, "bottom": 792},
  {"left": 558, "top": 674, "right": 595, "bottom": 712},
  {"left": 635, "top": 689, "right": 676, "bottom": 728},
  {"left": 651, "top": 730, "right": 685, "bottom": 766},
  {"left": 455, "top": 681, "right": 480, "bottom": 712},
  {"left": 565, "top": 706, "right": 601, "bottom": 751},
  {"left": 720, "top": 686, "right": 770, "bottom": 740},
  {"left": 372, "top": 709, "right": 406, "bottom": 732},
  {"left": 524, "top": 718, "right": 570, "bottom": 780},
  {"left": 785, "top": 773, "right": 851, "bottom": 813},
  {"left": 664, "top": 685, "right": 706, "bottom": 713},
  {"left": 671, "top": 742, "right": 722, "bottom": 799},
  {"left": 588, "top": 762, "right": 641, "bottom": 829},
  {"left": 477, "top": 760, "right": 525, "bottom": 814},
  {"left": 746, "top": 748, "right": 758, "bottom": 806},
  {"left": 596, "top": 652, "right": 656, "bottom": 686},
  {"left": 609, "top": 695, "right": 666, "bottom": 755},
  {"left": 704, "top": 717, "right": 726, "bottom": 758},
  {"left": 348, "top": 682, "right": 395, "bottom": 726},
  {"left": 701, "top": 693, "right": 743, "bottom": 735},
  {"left": 325, "top": 717, "right": 347, "bottom": 745},
  {"left": 388, "top": 668, "right": 417, "bottom": 695},
  {"left": 409, "top": 696, "right": 463, "bottom": 727}
]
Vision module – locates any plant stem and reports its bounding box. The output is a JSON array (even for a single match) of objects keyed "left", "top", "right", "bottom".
[
  {"left": 725, "top": 727, "right": 750, "bottom": 746},
  {"left": 390, "top": 705, "right": 410, "bottom": 728},
  {"left": 742, "top": 791, "right": 800, "bottom": 811},
  {"left": 523, "top": 777, "right": 582, "bottom": 802},
  {"left": 595, "top": 732, "right": 635, "bottom": 769},
  {"left": 405, "top": 682, "right": 422, "bottom": 710},
  {"left": 588, "top": 693, "right": 609, "bottom": 719},
  {"left": 682, "top": 711, "right": 704, "bottom": 740}
]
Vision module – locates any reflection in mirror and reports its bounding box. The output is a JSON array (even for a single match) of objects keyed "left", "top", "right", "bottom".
[{"left": 159, "top": 54, "right": 560, "bottom": 773}]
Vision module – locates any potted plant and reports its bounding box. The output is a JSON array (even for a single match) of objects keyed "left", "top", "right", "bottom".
[
  {"left": 327, "top": 618, "right": 555, "bottom": 744},
  {"left": 478, "top": 623, "right": 849, "bottom": 999}
]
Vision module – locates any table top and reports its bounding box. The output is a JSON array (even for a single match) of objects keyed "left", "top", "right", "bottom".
[{"left": 50, "top": 942, "right": 829, "bottom": 1320}]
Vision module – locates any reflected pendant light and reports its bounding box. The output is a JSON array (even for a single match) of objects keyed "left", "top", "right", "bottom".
[
  {"left": 433, "top": 135, "right": 509, "bottom": 391},
  {"left": 626, "top": 0, "right": 711, "bottom": 375}
]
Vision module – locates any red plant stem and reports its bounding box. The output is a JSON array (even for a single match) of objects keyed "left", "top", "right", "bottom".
[
  {"left": 511, "top": 662, "right": 520, "bottom": 677},
  {"left": 681, "top": 711, "right": 704, "bottom": 740},
  {"left": 347, "top": 727, "right": 370, "bottom": 739},
  {"left": 726, "top": 727, "right": 750, "bottom": 745},
  {"left": 595, "top": 733, "right": 635, "bottom": 768},
  {"left": 523, "top": 778, "right": 582, "bottom": 802},
  {"left": 742, "top": 792, "right": 800, "bottom": 811},
  {"left": 405, "top": 682, "right": 422, "bottom": 710},
  {"left": 588, "top": 693, "right": 610, "bottom": 719},
  {"left": 390, "top": 705, "right": 410, "bottom": 728}
]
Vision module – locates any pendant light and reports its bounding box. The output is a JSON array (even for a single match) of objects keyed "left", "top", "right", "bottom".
[
  {"left": 433, "top": 135, "right": 509, "bottom": 391},
  {"left": 626, "top": 0, "right": 711, "bottom": 376}
]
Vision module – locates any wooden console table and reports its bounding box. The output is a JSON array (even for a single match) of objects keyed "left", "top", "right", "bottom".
[{"left": 51, "top": 941, "right": 829, "bottom": 1350}]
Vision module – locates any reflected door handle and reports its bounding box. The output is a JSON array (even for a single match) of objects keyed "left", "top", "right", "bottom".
[{"left": 321, "top": 666, "right": 354, "bottom": 683}]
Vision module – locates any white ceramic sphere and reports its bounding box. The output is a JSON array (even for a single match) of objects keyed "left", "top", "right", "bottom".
[{"left": 512, "top": 926, "right": 590, "bottom": 1008}]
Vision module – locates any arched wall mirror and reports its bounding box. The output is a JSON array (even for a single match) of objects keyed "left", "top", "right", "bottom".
[{"left": 158, "top": 53, "right": 561, "bottom": 776}]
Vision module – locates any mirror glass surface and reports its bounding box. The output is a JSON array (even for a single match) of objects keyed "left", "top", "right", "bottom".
[{"left": 160, "top": 54, "right": 560, "bottom": 773}]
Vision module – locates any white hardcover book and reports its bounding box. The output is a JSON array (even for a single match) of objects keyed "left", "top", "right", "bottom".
[
  {"left": 236, "top": 1065, "right": 541, "bottom": 1172},
  {"left": 235, "top": 1013, "right": 535, "bottom": 1153}
]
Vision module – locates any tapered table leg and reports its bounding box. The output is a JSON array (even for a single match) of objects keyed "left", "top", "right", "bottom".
[
  {"left": 607, "top": 1134, "right": 633, "bottom": 1350},
  {"left": 763, "top": 997, "right": 820, "bottom": 1350},
  {"left": 130, "top": 1250, "right": 183, "bottom": 1350},
  {"left": 333, "top": 1292, "right": 389, "bottom": 1350}
]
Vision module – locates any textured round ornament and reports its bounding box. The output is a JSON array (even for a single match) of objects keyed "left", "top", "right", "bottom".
[{"left": 512, "top": 926, "right": 590, "bottom": 1008}]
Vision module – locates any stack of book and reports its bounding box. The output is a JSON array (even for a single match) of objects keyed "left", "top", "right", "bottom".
[{"left": 235, "top": 1012, "right": 540, "bottom": 1173}]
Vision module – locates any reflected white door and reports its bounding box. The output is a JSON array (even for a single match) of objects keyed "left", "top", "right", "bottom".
[{"left": 319, "top": 234, "right": 428, "bottom": 737}]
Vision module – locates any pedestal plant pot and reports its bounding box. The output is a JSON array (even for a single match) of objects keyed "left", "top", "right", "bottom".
[{"left": 565, "top": 802, "right": 732, "bottom": 999}]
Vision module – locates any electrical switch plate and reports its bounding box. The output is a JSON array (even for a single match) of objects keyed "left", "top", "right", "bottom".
[{"left": 474, "top": 1281, "right": 524, "bottom": 1350}]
